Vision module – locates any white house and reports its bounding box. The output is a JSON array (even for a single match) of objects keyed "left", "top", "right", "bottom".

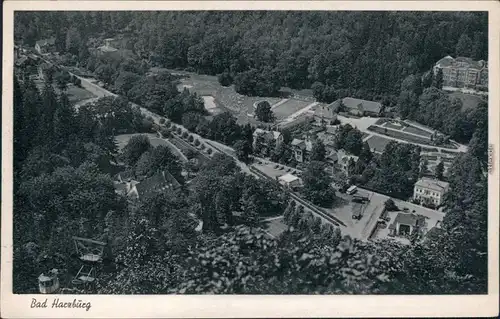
[
  {"left": 278, "top": 173, "right": 301, "bottom": 189},
  {"left": 413, "top": 177, "right": 450, "bottom": 206}
]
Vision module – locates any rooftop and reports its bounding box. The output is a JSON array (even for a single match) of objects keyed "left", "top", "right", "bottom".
[
  {"left": 291, "top": 138, "right": 305, "bottom": 147},
  {"left": 342, "top": 97, "right": 383, "bottom": 114},
  {"left": 135, "top": 171, "right": 181, "bottom": 198},
  {"left": 98, "top": 45, "right": 118, "bottom": 53},
  {"left": 253, "top": 128, "right": 281, "bottom": 141},
  {"left": 415, "top": 178, "right": 450, "bottom": 192},
  {"left": 435, "top": 55, "right": 487, "bottom": 70},
  {"left": 279, "top": 173, "right": 300, "bottom": 183},
  {"left": 314, "top": 104, "right": 337, "bottom": 119},
  {"left": 393, "top": 212, "right": 425, "bottom": 228}
]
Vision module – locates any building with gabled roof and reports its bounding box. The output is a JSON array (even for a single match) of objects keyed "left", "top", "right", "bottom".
[
  {"left": 252, "top": 128, "right": 283, "bottom": 153},
  {"left": 126, "top": 171, "right": 181, "bottom": 200},
  {"left": 291, "top": 138, "right": 313, "bottom": 163},
  {"left": 313, "top": 103, "right": 338, "bottom": 125},
  {"left": 327, "top": 97, "right": 383, "bottom": 117},
  {"left": 389, "top": 212, "right": 426, "bottom": 237}
]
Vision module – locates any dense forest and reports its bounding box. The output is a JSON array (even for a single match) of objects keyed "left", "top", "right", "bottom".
[
  {"left": 12, "top": 11, "right": 489, "bottom": 294},
  {"left": 15, "top": 11, "right": 488, "bottom": 98}
]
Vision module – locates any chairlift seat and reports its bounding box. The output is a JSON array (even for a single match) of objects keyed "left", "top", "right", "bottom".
[
  {"left": 78, "top": 275, "right": 95, "bottom": 283},
  {"left": 80, "top": 253, "right": 102, "bottom": 263},
  {"left": 72, "top": 278, "right": 83, "bottom": 285}
]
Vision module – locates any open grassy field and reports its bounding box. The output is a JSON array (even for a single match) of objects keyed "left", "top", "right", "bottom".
[
  {"left": 167, "top": 69, "right": 286, "bottom": 125},
  {"left": 261, "top": 217, "right": 288, "bottom": 238},
  {"left": 34, "top": 79, "right": 96, "bottom": 105},
  {"left": 365, "top": 135, "right": 393, "bottom": 153},
  {"left": 448, "top": 91, "right": 486, "bottom": 111},
  {"left": 402, "top": 125, "right": 433, "bottom": 137},
  {"left": 272, "top": 99, "right": 312, "bottom": 120}
]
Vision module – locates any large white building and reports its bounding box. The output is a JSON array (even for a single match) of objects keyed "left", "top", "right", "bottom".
[
  {"left": 413, "top": 178, "right": 450, "bottom": 206},
  {"left": 278, "top": 173, "right": 302, "bottom": 189}
]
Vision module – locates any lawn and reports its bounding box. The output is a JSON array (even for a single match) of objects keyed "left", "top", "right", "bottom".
[
  {"left": 34, "top": 79, "right": 96, "bottom": 105},
  {"left": 421, "top": 147, "right": 439, "bottom": 153},
  {"left": 384, "top": 121, "right": 407, "bottom": 130},
  {"left": 368, "top": 126, "right": 457, "bottom": 149},
  {"left": 215, "top": 86, "right": 282, "bottom": 114},
  {"left": 261, "top": 217, "right": 288, "bottom": 238},
  {"left": 365, "top": 135, "right": 393, "bottom": 153},
  {"left": 115, "top": 133, "right": 157, "bottom": 152},
  {"left": 375, "top": 118, "right": 389, "bottom": 125},
  {"left": 169, "top": 70, "right": 286, "bottom": 126},
  {"left": 441, "top": 149, "right": 459, "bottom": 154},
  {"left": 170, "top": 137, "right": 211, "bottom": 165},
  {"left": 271, "top": 98, "right": 312, "bottom": 120},
  {"left": 402, "top": 125, "right": 433, "bottom": 137},
  {"left": 448, "top": 91, "right": 486, "bottom": 111},
  {"left": 421, "top": 155, "right": 438, "bottom": 161}
]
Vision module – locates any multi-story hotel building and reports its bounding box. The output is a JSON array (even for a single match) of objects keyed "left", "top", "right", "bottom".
[{"left": 433, "top": 56, "right": 488, "bottom": 90}]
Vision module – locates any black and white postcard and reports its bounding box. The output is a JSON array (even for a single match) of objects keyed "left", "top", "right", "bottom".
[{"left": 2, "top": 1, "right": 499, "bottom": 318}]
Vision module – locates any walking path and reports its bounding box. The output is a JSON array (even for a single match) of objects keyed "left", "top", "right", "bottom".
[
  {"left": 270, "top": 99, "right": 289, "bottom": 110},
  {"left": 279, "top": 101, "right": 318, "bottom": 125}
]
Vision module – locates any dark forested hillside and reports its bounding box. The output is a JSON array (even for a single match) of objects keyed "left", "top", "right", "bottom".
[{"left": 15, "top": 11, "right": 488, "bottom": 98}]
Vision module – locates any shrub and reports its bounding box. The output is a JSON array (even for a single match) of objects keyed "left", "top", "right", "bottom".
[
  {"left": 207, "top": 148, "right": 213, "bottom": 155},
  {"left": 384, "top": 199, "right": 398, "bottom": 211},
  {"left": 185, "top": 148, "right": 197, "bottom": 160},
  {"left": 181, "top": 131, "right": 188, "bottom": 139},
  {"left": 176, "top": 127, "right": 182, "bottom": 135},
  {"left": 194, "top": 139, "right": 200, "bottom": 146},
  {"left": 165, "top": 121, "right": 172, "bottom": 128},
  {"left": 188, "top": 135, "right": 194, "bottom": 143},
  {"left": 160, "top": 127, "right": 170, "bottom": 137},
  {"left": 159, "top": 118, "right": 166, "bottom": 124},
  {"left": 200, "top": 144, "right": 205, "bottom": 150}
]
